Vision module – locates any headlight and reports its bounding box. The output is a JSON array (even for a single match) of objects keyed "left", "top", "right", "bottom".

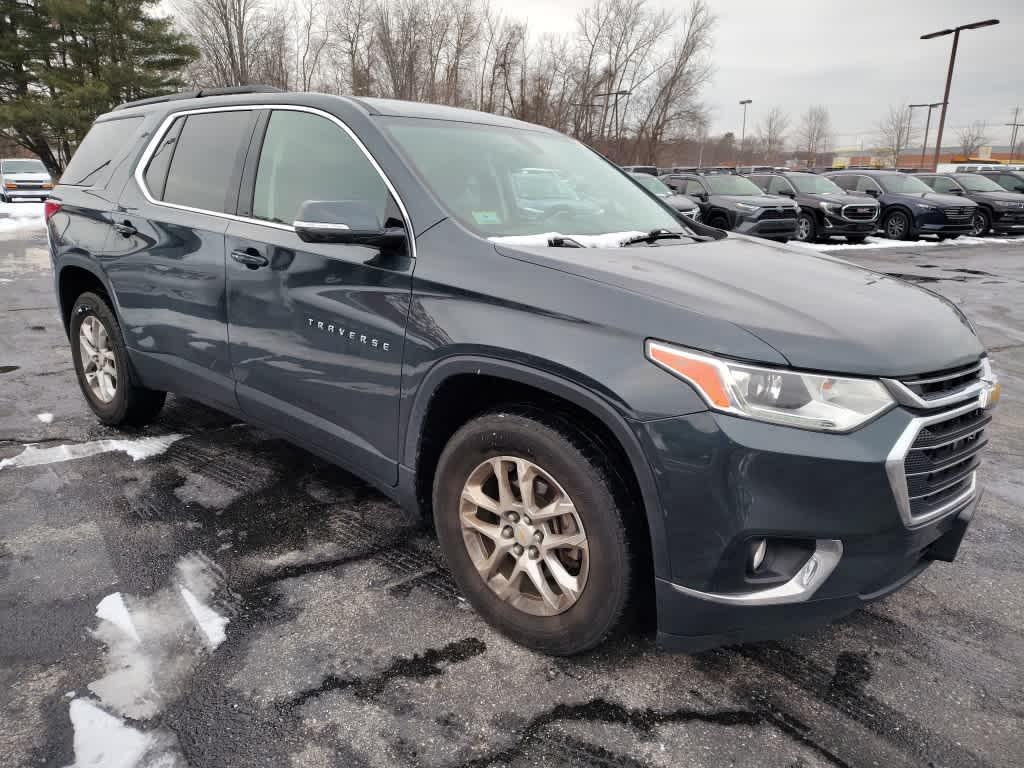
[
  {"left": 915, "top": 202, "right": 936, "bottom": 210},
  {"left": 993, "top": 200, "right": 1020, "bottom": 208},
  {"left": 819, "top": 201, "right": 842, "bottom": 213},
  {"left": 735, "top": 202, "right": 760, "bottom": 211},
  {"left": 646, "top": 341, "right": 895, "bottom": 432}
]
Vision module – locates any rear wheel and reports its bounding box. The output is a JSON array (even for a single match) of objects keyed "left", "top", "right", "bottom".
[
  {"left": 795, "top": 212, "right": 817, "bottom": 242},
  {"left": 883, "top": 210, "right": 913, "bottom": 240},
  {"left": 969, "top": 209, "right": 991, "bottom": 237},
  {"left": 70, "top": 292, "right": 166, "bottom": 426},
  {"left": 433, "top": 411, "right": 633, "bottom": 655}
]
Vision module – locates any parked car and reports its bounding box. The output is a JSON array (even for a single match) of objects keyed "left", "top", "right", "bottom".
[
  {"left": 745, "top": 171, "right": 879, "bottom": 243},
  {"left": 826, "top": 170, "right": 977, "bottom": 240},
  {"left": 916, "top": 172, "right": 1024, "bottom": 237},
  {"left": 511, "top": 167, "right": 603, "bottom": 220},
  {"left": 49, "top": 88, "right": 998, "bottom": 655},
  {"left": 630, "top": 172, "right": 700, "bottom": 222},
  {"left": 661, "top": 171, "right": 799, "bottom": 241},
  {"left": 0, "top": 157, "right": 53, "bottom": 202},
  {"left": 976, "top": 169, "right": 1024, "bottom": 195},
  {"left": 620, "top": 165, "right": 657, "bottom": 176}
]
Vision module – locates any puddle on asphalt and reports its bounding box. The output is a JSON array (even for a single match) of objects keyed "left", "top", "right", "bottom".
[{"left": 65, "top": 551, "right": 235, "bottom": 768}]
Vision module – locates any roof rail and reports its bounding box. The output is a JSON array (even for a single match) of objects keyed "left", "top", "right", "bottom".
[{"left": 112, "top": 85, "right": 285, "bottom": 112}]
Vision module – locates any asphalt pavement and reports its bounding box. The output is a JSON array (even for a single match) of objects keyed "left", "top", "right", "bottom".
[{"left": 2, "top": 217, "right": 1023, "bottom": 768}]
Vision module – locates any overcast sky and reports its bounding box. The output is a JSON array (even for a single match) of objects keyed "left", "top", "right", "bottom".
[{"left": 506, "top": 0, "right": 1020, "bottom": 148}]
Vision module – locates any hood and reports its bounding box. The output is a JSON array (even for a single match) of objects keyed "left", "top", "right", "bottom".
[
  {"left": 494, "top": 236, "right": 983, "bottom": 376},
  {"left": 969, "top": 190, "right": 1024, "bottom": 205},
  {"left": 664, "top": 194, "right": 698, "bottom": 212},
  {"left": 714, "top": 194, "right": 795, "bottom": 209},
  {"left": 889, "top": 190, "right": 977, "bottom": 208}
]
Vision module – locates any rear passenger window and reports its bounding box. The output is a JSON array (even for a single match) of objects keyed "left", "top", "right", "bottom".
[
  {"left": 61, "top": 117, "right": 144, "bottom": 187},
  {"left": 252, "top": 110, "right": 394, "bottom": 226},
  {"left": 160, "top": 111, "right": 255, "bottom": 213}
]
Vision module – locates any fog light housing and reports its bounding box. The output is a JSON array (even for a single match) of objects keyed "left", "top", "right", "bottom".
[{"left": 751, "top": 538, "right": 767, "bottom": 571}]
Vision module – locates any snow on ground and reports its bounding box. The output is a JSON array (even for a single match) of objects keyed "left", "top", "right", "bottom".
[
  {"left": 792, "top": 234, "right": 1024, "bottom": 252},
  {"left": 0, "top": 434, "right": 185, "bottom": 470},
  {"left": 0, "top": 201, "right": 45, "bottom": 232},
  {"left": 490, "top": 230, "right": 649, "bottom": 248}
]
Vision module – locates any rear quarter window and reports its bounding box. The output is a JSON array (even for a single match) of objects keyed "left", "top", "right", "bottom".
[{"left": 60, "top": 117, "right": 145, "bottom": 187}]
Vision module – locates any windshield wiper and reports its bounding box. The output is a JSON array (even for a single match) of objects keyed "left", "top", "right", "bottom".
[
  {"left": 547, "top": 236, "right": 585, "bottom": 248},
  {"left": 621, "top": 229, "right": 707, "bottom": 246}
]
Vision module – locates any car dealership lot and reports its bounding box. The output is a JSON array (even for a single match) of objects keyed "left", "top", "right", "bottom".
[{"left": 2, "top": 221, "right": 1023, "bottom": 767}]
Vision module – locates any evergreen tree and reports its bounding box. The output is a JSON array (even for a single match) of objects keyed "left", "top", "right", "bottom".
[{"left": 0, "top": 0, "right": 197, "bottom": 173}]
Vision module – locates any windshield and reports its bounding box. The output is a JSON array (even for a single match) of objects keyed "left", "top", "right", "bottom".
[
  {"left": 512, "top": 171, "right": 577, "bottom": 200},
  {"left": 2, "top": 159, "right": 46, "bottom": 174},
  {"left": 878, "top": 174, "right": 932, "bottom": 194},
  {"left": 704, "top": 175, "right": 764, "bottom": 195},
  {"left": 789, "top": 174, "right": 843, "bottom": 194},
  {"left": 954, "top": 173, "right": 1006, "bottom": 192},
  {"left": 634, "top": 174, "right": 671, "bottom": 197},
  {"left": 383, "top": 118, "right": 681, "bottom": 238}
]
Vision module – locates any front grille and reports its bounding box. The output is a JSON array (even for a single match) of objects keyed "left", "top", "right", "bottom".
[
  {"left": 943, "top": 206, "right": 972, "bottom": 221},
  {"left": 898, "top": 360, "right": 982, "bottom": 402},
  {"left": 842, "top": 204, "right": 878, "bottom": 221},
  {"left": 760, "top": 208, "right": 797, "bottom": 221},
  {"left": 903, "top": 407, "right": 989, "bottom": 519}
]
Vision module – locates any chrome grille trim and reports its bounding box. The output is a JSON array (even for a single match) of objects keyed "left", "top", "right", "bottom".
[{"left": 882, "top": 358, "right": 987, "bottom": 410}]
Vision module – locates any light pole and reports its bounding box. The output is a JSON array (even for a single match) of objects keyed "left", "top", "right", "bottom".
[
  {"left": 911, "top": 101, "right": 945, "bottom": 169},
  {"left": 921, "top": 18, "right": 1000, "bottom": 171},
  {"left": 738, "top": 99, "right": 752, "bottom": 166}
]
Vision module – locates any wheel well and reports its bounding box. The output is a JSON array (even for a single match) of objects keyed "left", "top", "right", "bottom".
[
  {"left": 58, "top": 266, "right": 109, "bottom": 333},
  {"left": 414, "top": 373, "right": 655, "bottom": 621}
]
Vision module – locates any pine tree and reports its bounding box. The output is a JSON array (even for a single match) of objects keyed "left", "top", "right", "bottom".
[{"left": 0, "top": 0, "right": 197, "bottom": 174}]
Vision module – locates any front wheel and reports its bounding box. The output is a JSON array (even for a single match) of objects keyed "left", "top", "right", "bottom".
[
  {"left": 883, "top": 210, "right": 913, "bottom": 240},
  {"left": 705, "top": 213, "right": 730, "bottom": 231},
  {"left": 969, "top": 209, "right": 991, "bottom": 237},
  {"left": 433, "top": 411, "right": 633, "bottom": 655},
  {"left": 795, "top": 212, "right": 817, "bottom": 242},
  {"left": 70, "top": 292, "right": 166, "bottom": 426}
]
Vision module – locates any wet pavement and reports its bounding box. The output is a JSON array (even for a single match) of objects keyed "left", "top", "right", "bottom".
[{"left": 2, "top": 222, "right": 1023, "bottom": 768}]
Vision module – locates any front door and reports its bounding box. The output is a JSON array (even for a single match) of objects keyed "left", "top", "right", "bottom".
[{"left": 225, "top": 108, "right": 413, "bottom": 486}]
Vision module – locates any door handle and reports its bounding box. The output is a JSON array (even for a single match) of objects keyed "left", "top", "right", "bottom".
[
  {"left": 113, "top": 220, "right": 137, "bottom": 237},
  {"left": 230, "top": 248, "right": 269, "bottom": 269}
]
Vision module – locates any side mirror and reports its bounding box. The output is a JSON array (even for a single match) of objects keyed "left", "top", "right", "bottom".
[
  {"left": 776, "top": 188, "right": 795, "bottom": 198},
  {"left": 864, "top": 188, "right": 880, "bottom": 198},
  {"left": 950, "top": 188, "right": 964, "bottom": 196},
  {"left": 692, "top": 192, "right": 708, "bottom": 202},
  {"left": 293, "top": 200, "right": 407, "bottom": 250}
]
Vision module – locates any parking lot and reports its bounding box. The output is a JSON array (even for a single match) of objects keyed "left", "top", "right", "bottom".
[{"left": 2, "top": 209, "right": 1023, "bottom": 768}]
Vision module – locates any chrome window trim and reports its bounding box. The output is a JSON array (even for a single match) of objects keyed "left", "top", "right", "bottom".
[
  {"left": 132, "top": 103, "right": 416, "bottom": 257},
  {"left": 885, "top": 395, "right": 985, "bottom": 528},
  {"left": 293, "top": 220, "right": 351, "bottom": 230},
  {"left": 669, "top": 540, "right": 843, "bottom": 606}
]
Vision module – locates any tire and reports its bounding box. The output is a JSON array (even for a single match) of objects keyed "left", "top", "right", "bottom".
[
  {"left": 969, "top": 209, "right": 991, "bottom": 237},
  {"left": 0, "top": 193, "right": 8, "bottom": 203},
  {"left": 70, "top": 291, "right": 166, "bottom": 426},
  {"left": 706, "top": 213, "right": 730, "bottom": 231},
  {"left": 845, "top": 235, "right": 867, "bottom": 244},
  {"left": 883, "top": 210, "right": 913, "bottom": 240},
  {"left": 433, "top": 410, "right": 633, "bottom": 655},
  {"left": 795, "top": 212, "right": 817, "bottom": 242}
]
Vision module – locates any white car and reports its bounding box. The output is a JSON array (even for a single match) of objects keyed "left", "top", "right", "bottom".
[{"left": 1, "top": 157, "right": 53, "bottom": 202}]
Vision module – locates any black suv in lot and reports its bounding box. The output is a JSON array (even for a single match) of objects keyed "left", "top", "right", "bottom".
[
  {"left": 49, "top": 89, "right": 998, "bottom": 655},
  {"left": 630, "top": 172, "right": 700, "bottom": 222},
  {"left": 826, "top": 170, "right": 977, "bottom": 240},
  {"left": 745, "top": 171, "right": 880, "bottom": 243},
  {"left": 661, "top": 171, "right": 799, "bottom": 240},
  {"left": 916, "top": 172, "right": 1024, "bottom": 236},
  {"left": 977, "top": 168, "right": 1024, "bottom": 194}
]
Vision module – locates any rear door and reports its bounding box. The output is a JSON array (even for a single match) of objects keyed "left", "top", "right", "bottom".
[
  {"left": 225, "top": 107, "right": 414, "bottom": 486},
  {"left": 108, "top": 108, "right": 259, "bottom": 412}
]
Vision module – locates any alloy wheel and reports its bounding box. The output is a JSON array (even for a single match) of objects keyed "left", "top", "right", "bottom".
[
  {"left": 796, "top": 216, "right": 812, "bottom": 241},
  {"left": 969, "top": 212, "right": 987, "bottom": 237},
  {"left": 886, "top": 213, "right": 907, "bottom": 239},
  {"left": 459, "top": 456, "right": 589, "bottom": 616},
  {"left": 79, "top": 315, "right": 117, "bottom": 403}
]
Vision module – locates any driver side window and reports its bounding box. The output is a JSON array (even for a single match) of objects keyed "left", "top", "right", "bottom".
[
  {"left": 253, "top": 110, "right": 396, "bottom": 226},
  {"left": 767, "top": 176, "right": 793, "bottom": 195},
  {"left": 855, "top": 176, "right": 881, "bottom": 194},
  {"left": 929, "top": 177, "right": 960, "bottom": 194},
  {"left": 684, "top": 179, "right": 706, "bottom": 197}
]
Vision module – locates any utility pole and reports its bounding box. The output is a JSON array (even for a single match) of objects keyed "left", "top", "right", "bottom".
[
  {"left": 1007, "top": 106, "right": 1023, "bottom": 162},
  {"left": 912, "top": 101, "right": 945, "bottom": 169},
  {"left": 738, "top": 99, "right": 752, "bottom": 166},
  {"left": 921, "top": 18, "right": 1000, "bottom": 171}
]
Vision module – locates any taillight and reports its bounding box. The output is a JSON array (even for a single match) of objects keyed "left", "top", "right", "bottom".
[{"left": 44, "top": 199, "right": 62, "bottom": 221}]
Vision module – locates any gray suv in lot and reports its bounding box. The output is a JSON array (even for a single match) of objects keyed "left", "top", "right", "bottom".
[{"left": 48, "top": 88, "right": 998, "bottom": 655}]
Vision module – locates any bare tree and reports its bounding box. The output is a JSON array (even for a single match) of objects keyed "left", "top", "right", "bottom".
[
  {"left": 292, "top": 0, "right": 329, "bottom": 91},
  {"left": 956, "top": 121, "right": 990, "bottom": 158},
  {"left": 877, "top": 103, "right": 918, "bottom": 167},
  {"left": 756, "top": 106, "right": 789, "bottom": 164},
  {"left": 176, "top": 0, "right": 271, "bottom": 87},
  {"left": 796, "top": 105, "right": 832, "bottom": 166}
]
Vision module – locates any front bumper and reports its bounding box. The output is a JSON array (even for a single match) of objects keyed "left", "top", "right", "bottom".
[
  {"left": 636, "top": 402, "right": 985, "bottom": 651},
  {"left": 915, "top": 209, "right": 973, "bottom": 235},
  {"left": 821, "top": 212, "right": 877, "bottom": 235},
  {"left": 3, "top": 186, "right": 50, "bottom": 199},
  {"left": 734, "top": 212, "right": 798, "bottom": 238},
  {"left": 991, "top": 209, "right": 1024, "bottom": 233}
]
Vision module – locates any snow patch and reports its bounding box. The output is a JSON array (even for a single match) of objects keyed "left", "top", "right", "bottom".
[
  {"left": 95, "top": 593, "right": 140, "bottom": 643},
  {"left": 36, "top": 412, "right": 54, "bottom": 423},
  {"left": 0, "top": 434, "right": 185, "bottom": 470},
  {"left": 490, "top": 230, "right": 649, "bottom": 248},
  {"left": 178, "top": 586, "right": 228, "bottom": 646},
  {"left": 792, "top": 234, "right": 1024, "bottom": 252},
  {"left": 0, "top": 201, "right": 45, "bottom": 232},
  {"left": 66, "top": 698, "right": 184, "bottom": 768}
]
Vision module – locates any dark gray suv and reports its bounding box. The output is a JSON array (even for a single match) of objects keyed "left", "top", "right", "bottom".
[{"left": 48, "top": 88, "right": 998, "bottom": 655}]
